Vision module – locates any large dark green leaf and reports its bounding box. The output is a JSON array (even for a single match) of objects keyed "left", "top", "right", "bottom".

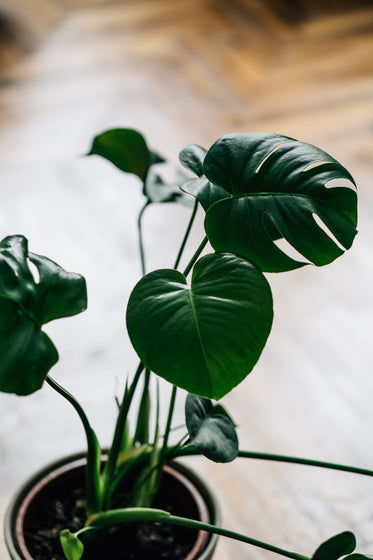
[
  {"left": 126, "top": 252, "right": 273, "bottom": 399},
  {"left": 203, "top": 133, "right": 357, "bottom": 272},
  {"left": 0, "top": 236, "right": 87, "bottom": 395},
  {"left": 185, "top": 393, "right": 238, "bottom": 462},
  {"left": 312, "top": 532, "right": 356, "bottom": 560},
  {"left": 88, "top": 128, "right": 151, "bottom": 181}
]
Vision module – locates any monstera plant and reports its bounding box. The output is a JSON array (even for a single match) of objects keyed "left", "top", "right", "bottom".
[{"left": 1, "top": 129, "right": 369, "bottom": 560}]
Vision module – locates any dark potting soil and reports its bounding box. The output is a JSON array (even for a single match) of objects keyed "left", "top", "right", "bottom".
[{"left": 24, "top": 480, "right": 199, "bottom": 560}]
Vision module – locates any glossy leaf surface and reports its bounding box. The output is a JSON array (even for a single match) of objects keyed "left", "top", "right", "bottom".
[
  {"left": 201, "top": 133, "right": 357, "bottom": 272},
  {"left": 0, "top": 236, "right": 87, "bottom": 395},
  {"left": 312, "top": 532, "right": 356, "bottom": 560},
  {"left": 60, "top": 530, "right": 84, "bottom": 560},
  {"left": 126, "top": 252, "right": 273, "bottom": 399},
  {"left": 88, "top": 128, "right": 151, "bottom": 181},
  {"left": 185, "top": 393, "right": 238, "bottom": 462}
]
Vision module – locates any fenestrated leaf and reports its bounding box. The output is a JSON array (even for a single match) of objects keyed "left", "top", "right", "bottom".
[
  {"left": 185, "top": 393, "right": 238, "bottom": 462},
  {"left": 0, "top": 235, "right": 87, "bottom": 396},
  {"left": 126, "top": 252, "right": 273, "bottom": 400},
  {"left": 203, "top": 133, "right": 358, "bottom": 272},
  {"left": 88, "top": 128, "right": 151, "bottom": 181},
  {"left": 312, "top": 531, "right": 356, "bottom": 560}
]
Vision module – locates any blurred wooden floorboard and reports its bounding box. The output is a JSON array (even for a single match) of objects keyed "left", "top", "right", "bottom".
[{"left": 0, "top": 1, "right": 372, "bottom": 559}]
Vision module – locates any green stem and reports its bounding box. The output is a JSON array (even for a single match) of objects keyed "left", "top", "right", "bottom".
[
  {"left": 174, "top": 198, "right": 199, "bottom": 270},
  {"left": 89, "top": 508, "right": 309, "bottom": 560},
  {"left": 103, "top": 362, "right": 145, "bottom": 506},
  {"left": 155, "top": 385, "right": 177, "bottom": 487},
  {"left": 174, "top": 447, "right": 373, "bottom": 478},
  {"left": 237, "top": 451, "right": 373, "bottom": 477},
  {"left": 46, "top": 376, "right": 101, "bottom": 514},
  {"left": 182, "top": 235, "right": 208, "bottom": 278},
  {"left": 138, "top": 200, "right": 151, "bottom": 276}
]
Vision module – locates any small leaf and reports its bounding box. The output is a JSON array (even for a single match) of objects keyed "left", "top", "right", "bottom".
[
  {"left": 179, "top": 144, "right": 207, "bottom": 176},
  {"left": 312, "top": 531, "right": 356, "bottom": 560},
  {"left": 185, "top": 393, "right": 238, "bottom": 462},
  {"left": 88, "top": 128, "right": 151, "bottom": 181},
  {"left": 126, "top": 252, "right": 273, "bottom": 399},
  {"left": 144, "top": 171, "right": 182, "bottom": 203},
  {"left": 60, "top": 530, "right": 85, "bottom": 560},
  {"left": 0, "top": 235, "right": 87, "bottom": 395},
  {"left": 180, "top": 176, "right": 230, "bottom": 211}
]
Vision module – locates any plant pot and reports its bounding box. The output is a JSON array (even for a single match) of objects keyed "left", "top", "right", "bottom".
[{"left": 4, "top": 452, "right": 220, "bottom": 560}]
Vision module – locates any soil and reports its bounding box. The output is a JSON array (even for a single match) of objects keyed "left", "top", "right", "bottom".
[{"left": 23, "top": 468, "right": 201, "bottom": 560}]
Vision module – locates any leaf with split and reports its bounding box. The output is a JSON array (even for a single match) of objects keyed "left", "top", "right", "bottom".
[
  {"left": 88, "top": 128, "right": 152, "bottom": 182},
  {"left": 60, "top": 530, "right": 85, "bottom": 560},
  {"left": 185, "top": 393, "right": 238, "bottom": 462},
  {"left": 202, "top": 133, "right": 357, "bottom": 272},
  {"left": 0, "top": 235, "right": 87, "bottom": 395},
  {"left": 126, "top": 252, "right": 273, "bottom": 400},
  {"left": 312, "top": 531, "right": 356, "bottom": 560}
]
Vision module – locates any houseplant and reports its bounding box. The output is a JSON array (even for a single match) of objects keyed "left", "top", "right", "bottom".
[{"left": 1, "top": 128, "right": 370, "bottom": 560}]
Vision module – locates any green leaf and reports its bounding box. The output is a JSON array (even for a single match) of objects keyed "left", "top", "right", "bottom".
[
  {"left": 126, "top": 252, "right": 273, "bottom": 399},
  {"left": 312, "top": 531, "right": 356, "bottom": 560},
  {"left": 203, "top": 133, "right": 358, "bottom": 272},
  {"left": 144, "top": 171, "right": 183, "bottom": 203},
  {"left": 185, "top": 393, "right": 238, "bottom": 462},
  {"left": 180, "top": 176, "right": 230, "bottom": 211},
  {"left": 88, "top": 128, "right": 151, "bottom": 181},
  {"left": 0, "top": 235, "right": 87, "bottom": 395},
  {"left": 60, "top": 530, "right": 85, "bottom": 560},
  {"left": 179, "top": 144, "right": 207, "bottom": 176}
]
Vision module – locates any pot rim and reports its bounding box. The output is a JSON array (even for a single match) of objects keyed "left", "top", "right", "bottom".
[{"left": 4, "top": 452, "right": 220, "bottom": 560}]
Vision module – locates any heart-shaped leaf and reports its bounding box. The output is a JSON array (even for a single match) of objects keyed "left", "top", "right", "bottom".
[
  {"left": 203, "top": 133, "right": 357, "bottom": 272},
  {"left": 126, "top": 252, "right": 273, "bottom": 399},
  {"left": 312, "top": 531, "right": 356, "bottom": 560},
  {"left": 0, "top": 236, "right": 87, "bottom": 395},
  {"left": 185, "top": 393, "right": 238, "bottom": 462},
  {"left": 88, "top": 128, "right": 151, "bottom": 181}
]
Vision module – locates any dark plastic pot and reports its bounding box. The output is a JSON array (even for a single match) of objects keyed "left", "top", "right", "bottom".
[{"left": 4, "top": 453, "right": 220, "bottom": 560}]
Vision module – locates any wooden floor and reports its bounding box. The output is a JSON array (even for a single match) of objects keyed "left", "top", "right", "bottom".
[{"left": 0, "top": 1, "right": 372, "bottom": 559}]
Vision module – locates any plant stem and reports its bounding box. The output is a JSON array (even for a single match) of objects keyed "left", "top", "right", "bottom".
[
  {"left": 155, "top": 384, "right": 178, "bottom": 487},
  {"left": 103, "top": 362, "right": 145, "bottom": 506},
  {"left": 90, "top": 508, "right": 309, "bottom": 560},
  {"left": 182, "top": 235, "right": 208, "bottom": 278},
  {"left": 174, "top": 198, "right": 199, "bottom": 270},
  {"left": 175, "top": 447, "right": 373, "bottom": 478},
  {"left": 237, "top": 451, "right": 373, "bottom": 477},
  {"left": 138, "top": 200, "right": 151, "bottom": 276},
  {"left": 46, "top": 376, "right": 101, "bottom": 514}
]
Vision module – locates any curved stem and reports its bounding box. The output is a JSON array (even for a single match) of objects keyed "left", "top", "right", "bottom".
[
  {"left": 90, "top": 508, "right": 309, "bottom": 560},
  {"left": 174, "top": 198, "right": 199, "bottom": 270},
  {"left": 46, "top": 376, "right": 101, "bottom": 514},
  {"left": 155, "top": 385, "right": 178, "bottom": 487}
]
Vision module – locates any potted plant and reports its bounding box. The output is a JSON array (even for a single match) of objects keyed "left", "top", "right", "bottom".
[{"left": 1, "top": 129, "right": 369, "bottom": 560}]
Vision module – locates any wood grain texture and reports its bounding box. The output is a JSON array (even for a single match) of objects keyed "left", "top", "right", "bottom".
[{"left": 0, "top": 1, "right": 372, "bottom": 559}]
